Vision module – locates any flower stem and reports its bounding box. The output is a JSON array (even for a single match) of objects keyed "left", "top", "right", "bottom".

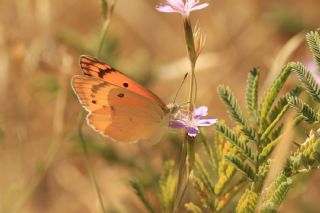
[
  {"left": 97, "top": 0, "right": 116, "bottom": 57},
  {"left": 184, "top": 17, "right": 197, "bottom": 110},
  {"left": 173, "top": 15, "right": 198, "bottom": 213},
  {"left": 97, "top": 18, "right": 111, "bottom": 57},
  {"left": 77, "top": 1, "right": 116, "bottom": 213},
  {"left": 78, "top": 112, "right": 107, "bottom": 213}
]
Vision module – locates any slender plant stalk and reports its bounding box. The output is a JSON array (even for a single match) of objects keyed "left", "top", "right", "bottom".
[
  {"left": 97, "top": 0, "right": 116, "bottom": 57},
  {"left": 173, "top": 15, "right": 198, "bottom": 213},
  {"left": 97, "top": 18, "right": 112, "bottom": 57},
  {"left": 173, "top": 139, "right": 187, "bottom": 212},
  {"left": 77, "top": 1, "right": 116, "bottom": 212},
  {"left": 78, "top": 112, "right": 107, "bottom": 213}
]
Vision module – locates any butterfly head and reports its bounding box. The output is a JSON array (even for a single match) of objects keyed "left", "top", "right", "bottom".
[{"left": 166, "top": 103, "right": 180, "bottom": 115}]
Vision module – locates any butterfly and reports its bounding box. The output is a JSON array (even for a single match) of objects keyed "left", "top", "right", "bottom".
[{"left": 71, "top": 55, "right": 177, "bottom": 143}]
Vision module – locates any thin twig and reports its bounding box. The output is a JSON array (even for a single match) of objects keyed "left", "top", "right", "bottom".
[{"left": 78, "top": 112, "right": 107, "bottom": 213}]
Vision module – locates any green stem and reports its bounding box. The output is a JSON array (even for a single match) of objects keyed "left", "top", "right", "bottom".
[
  {"left": 173, "top": 137, "right": 187, "bottom": 213},
  {"left": 78, "top": 112, "right": 107, "bottom": 213},
  {"left": 76, "top": 2, "right": 117, "bottom": 212},
  {"left": 97, "top": 0, "right": 116, "bottom": 57},
  {"left": 188, "top": 64, "right": 196, "bottom": 110},
  {"left": 173, "top": 16, "right": 199, "bottom": 212},
  {"left": 183, "top": 17, "right": 197, "bottom": 110},
  {"left": 172, "top": 134, "right": 196, "bottom": 213},
  {"left": 97, "top": 18, "right": 111, "bottom": 57}
]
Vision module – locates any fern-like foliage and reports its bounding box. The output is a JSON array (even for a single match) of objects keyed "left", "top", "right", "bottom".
[
  {"left": 268, "top": 87, "right": 303, "bottom": 123},
  {"left": 218, "top": 85, "right": 246, "bottom": 126},
  {"left": 291, "top": 129, "right": 320, "bottom": 167},
  {"left": 260, "top": 88, "right": 302, "bottom": 141},
  {"left": 159, "top": 161, "right": 177, "bottom": 213},
  {"left": 291, "top": 62, "right": 320, "bottom": 102},
  {"left": 129, "top": 30, "right": 320, "bottom": 213},
  {"left": 215, "top": 123, "right": 256, "bottom": 163},
  {"left": 261, "top": 104, "right": 289, "bottom": 141},
  {"left": 306, "top": 31, "right": 320, "bottom": 69},
  {"left": 218, "top": 85, "right": 257, "bottom": 141},
  {"left": 213, "top": 132, "right": 236, "bottom": 195},
  {"left": 246, "top": 68, "right": 260, "bottom": 116},
  {"left": 225, "top": 155, "right": 255, "bottom": 181},
  {"left": 287, "top": 96, "right": 319, "bottom": 124},
  {"left": 236, "top": 189, "right": 259, "bottom": 213},
  {"left": 260, "top": 174, "right": 292, "bottom": 213},
  {"left": 259, "top": 139, "right": 279, "bottom": 162},
  {"left": 259, "top": 65, "right": 292, "bottom": 130}
]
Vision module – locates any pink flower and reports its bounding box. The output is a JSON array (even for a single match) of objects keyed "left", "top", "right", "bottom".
[
  {"left": 170, "top": 106, "right": 217, "bottom": 137},
  {"left": 156, "top": 0, "right": 209, "bottom": 17}
]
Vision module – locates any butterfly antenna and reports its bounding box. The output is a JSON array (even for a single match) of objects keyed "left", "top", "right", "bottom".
[{"left": 173, "top": 73, "right": 188, "bottom": 104}]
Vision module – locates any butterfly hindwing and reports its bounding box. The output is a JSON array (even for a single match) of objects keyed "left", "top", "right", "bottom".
[
  {"left": 79, "top": 55, "right": 167, "bottom": 111},
  {"left": 71, "top": 75, "right": 167, "bottom": 143}
]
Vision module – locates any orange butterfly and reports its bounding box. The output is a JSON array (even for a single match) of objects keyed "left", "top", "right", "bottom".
[{"left": 71, "top": 55, "right": 177, "bottom": 143}]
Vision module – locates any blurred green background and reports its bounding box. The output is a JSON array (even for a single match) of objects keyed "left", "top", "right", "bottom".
[{"left": 1, "top": 0, "right": 320, "bottom": 212}]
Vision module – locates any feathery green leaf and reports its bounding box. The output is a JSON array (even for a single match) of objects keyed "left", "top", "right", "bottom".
[
  {"left": 236, "top": 189, "right": 259, "bottom": 213},
  {"left": 246, "top": 68, "right": 260, "bottom": 116},
  {"left": 259, "top": 139, "right": 279, "bottom": 162},
  {"left": 260, "top": 65, "right": 292, "bottom": 129},
  {"left": 218, "top": 85, "right": 257, "bottom": 141},
  {"left": 215, "top": 123, "right": 256, "bottom": 163},
  {"left": 287, "top": 96, "right": 319, "bottom": 123},
  {"left": 268, "top": 87, "right": 303, "bottom": 122},
  {"left": 159, "top": 161, "right": 176, "bottom": 213},
  {"left": 261, "top": 174, "right": 292, "bottom": 213},
  {"left": 291, "top": 62, "right": 320, "bottom": 102},
  {"left": 269, "top": 123, "right": 283, "bottom": 141},
  {"left": 306, "top": 31, "right": 320, "bottom": 69},
  {"left": 225, "top": 155, "right": 255, "bottom": 181},
  {"left": 261, "top": 104, "right": 289, "bottom": 141}
]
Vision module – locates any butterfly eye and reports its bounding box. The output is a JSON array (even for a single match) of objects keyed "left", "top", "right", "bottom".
[
  {"left": 117, "top": 93, "right": 125, "bottom": 98},
  {"left": 123, "top": 82, "right": 129, "bottom": 87}
]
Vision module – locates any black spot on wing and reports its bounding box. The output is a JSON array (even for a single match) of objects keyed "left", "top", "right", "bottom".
[
  {"left": 98, "top": 68, "right": 117, "bottom": 78},
  {"left": 123, "top": 82, "right": 129, "bottom": 88},
  {"left": 80, "top": 57, "right": 117, "bottom": 78},
  {"left": 98, "top": 69, "right": 108, "bottom": 78}
]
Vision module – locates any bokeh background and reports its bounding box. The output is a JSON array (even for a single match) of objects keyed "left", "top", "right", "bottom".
[{"left": 1, "top": 0, "right": 320, "bottom": 212}]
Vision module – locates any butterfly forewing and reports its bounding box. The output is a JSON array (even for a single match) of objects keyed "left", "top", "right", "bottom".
[
  {"left": 80, "top": 55, "right": 168, "bottom": 112},
  {"left": 72, "top": 75, "right": 167, "bottom": 143}
]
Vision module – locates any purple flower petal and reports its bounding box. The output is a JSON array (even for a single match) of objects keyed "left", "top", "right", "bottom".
[
  {"left": 168, "top": 0, "right": 185, "bottom": 9},
  {"left": 156, "top": 0, "right": 208, "bottom": 16},
  {"left": 169, "top": 104, "right": 217, "bottom": 137},
  {"left": 169, "top": 119, "right": 187, "bottom": 128},
  {"left": 185, "top": 0, "right": 196, "bottom": 9},
  {"left": 193, "top": 106, "right": 208, "bottom": 119},
  {"left": 197, "top": 118, "right": 218, "bottom": 126},
  {"left": 156, "top": 4, "right": 179, "bottom": 13},
  {"left": 189, "top": 3, "right": 209, "bottom": 11},
  {"left": 187, "top": 126, "right": 199, "bottom": 137}
]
